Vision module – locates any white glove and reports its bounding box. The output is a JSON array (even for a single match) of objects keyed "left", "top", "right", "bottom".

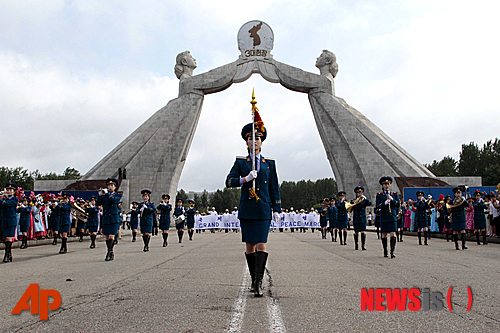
[
  {"left": 421, "top": 197, "right": 425, "bottom": 201},
  {"left": 244, "top": 170, "right": 258, "bottom": 182},
  {"left": 361, "top": 195, "right": 366, "bottom": 199},
  {"left": 385, "top": 199, "right": 390, "bottom": 205},
  {"left": 387, "top": 194, "right": 393, "bottom": 201}
]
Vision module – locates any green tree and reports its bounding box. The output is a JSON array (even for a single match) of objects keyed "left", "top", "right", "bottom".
[
  {"left": 425, "top": 156, "right": 458, "bottom": 177},
  {"left": 0, "top": 166, "right": 34, "bottom": 190},
  {"left": 176, "top": 189, "right": 189, "bottom": 205},
  {"left": 458, "top": 142, "right": 480, "bottom": 176}
]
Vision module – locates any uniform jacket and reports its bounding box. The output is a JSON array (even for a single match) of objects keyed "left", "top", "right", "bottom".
[
  {"left": 85, "top": 206, "right": 100, "bottom": 227},
  {"left": 449, "top": 198, "right": 469, "bottom": 224},
  {"left": 17, "top": 206, "right": 31, "bottom": 227},
  {"left": 328, "top": 205, "right": 337, "bottom": 225},
  {"left": 97, "top": 192, "right": 123, "bottom": 225},
  {"left": 186, "top": 207, "right": 196, "bottom": 223},
  {"left": 59, "top": 202, "right": 72, "bottom": 226},
  {"left": 226, "top": 155, "right": 281, "bottom": 220},
  {"left": 335, "top": 200, "right": 348, "bottom": 223},
  {"left": 140, "top": 201, "right": 156, "bottom": 226},
  {"left": 1, "top": 196, "right": 19, "bottom": 228},
  {"left": 375, "top": 191, "right": 400, "bottom": 223},
  {"left": 472, "top": 201, "right": 487, "bottom": 223},
  {"left": 351, "top": 198, "right": 372, "bottom": 225},
  {"left": 173, "top": 206, "right": 185, "bottom": 218},
  {"left": 318, "top": 206, "right": 328, "bottom": 223},
  {"left": 157, "top": 203, "right": 172, "bottom": 223},
  {"left": 414, "top": 200, "right": 430, "bottom": 222}
]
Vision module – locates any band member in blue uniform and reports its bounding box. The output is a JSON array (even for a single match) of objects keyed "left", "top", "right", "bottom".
[
  {"left": 375, "top": 176, "right": 400, "bottom": 258},
  {"left": 448, "top": 187, "right": 469, "bottom": 250},
  {"left": 328, "top": 197, "right": 338, "bottom": 242},
  {"left": 75, "top": 199, "right": 87, "bottom": 242},
  {"left": 472, "top": 190, "right": 488, "bottom": 245},
  {"left": 157, "top": 194, "right": 172, "bottom": 246},
  {"left": 318, "top": 199, "right": 329, "bottom": 239},
  {"left": 173, "top": 199, "right": 186, "bottom": 243},
  {"left": 397, "top": 201, "right": 404, "bottom": 242},
  {"left": 85, "top": 196, "right": 100, "bottom": 248},
  {"left": 58, "top": 193, "right": 72, "bottom": 254},
  {"left": 2, "top": 183, "right": 19, "bottom": 262},
  {"left": 415, "top": 191, "right": 430, "bottom": 245},
  {"left": 186, "top": 199, "right": 196, "bottom": 241},
  {"left": 226, "top": 122, "right": 281, "bottom": 297},
  {"left": 97, "top": 178, "right": 123, "bottom": 261},
  {"left": 139, "top": 189, "right": 155, "bottom": 252},
  {"left": 336, "top": 191, "right": 348, "bottom": 245},
  {"left": 128, "top": 202, "right": 140, "bottom": 242},
  {"left": 351, "top": 186, "right": 372, "bottom": 250},
  {"left": 50, "top": 198, "right": 61, "bottom": 245},
  {"left": 17, "top": 197, "right": 31, "bottom": 249},
  {"left": 443, "top": 195, "right": 452, "bottom": 241}
]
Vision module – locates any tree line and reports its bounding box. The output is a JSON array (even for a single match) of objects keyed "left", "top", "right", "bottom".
[
  {"left": 424, "top": 138, "right": 500, "bottom": 185},
  {"left": 176, "top": 178, "right": 338, "bottom": 213},
  {"left": 0, "top": 166, "right": 81, "bottom": 190}
]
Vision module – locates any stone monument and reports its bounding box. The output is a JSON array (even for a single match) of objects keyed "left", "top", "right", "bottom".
[{"left": 80, "top": 20, "right": 434, "bottom": 202}]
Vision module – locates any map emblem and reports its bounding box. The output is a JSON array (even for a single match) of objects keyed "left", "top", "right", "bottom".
[{"left": 237, "top": 20, "right": 274, "bottom": 59}]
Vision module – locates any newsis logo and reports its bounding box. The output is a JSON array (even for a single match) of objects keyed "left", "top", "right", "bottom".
[{"left": 361, "top": 287, "right": 473, "bottom": 312}]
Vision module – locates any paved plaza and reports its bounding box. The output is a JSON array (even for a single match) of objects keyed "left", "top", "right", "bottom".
[{"left": 1, "top": 230, "right": 498, "bottom": 332}]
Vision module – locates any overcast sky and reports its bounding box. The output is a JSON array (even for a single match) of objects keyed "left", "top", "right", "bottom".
[{"left": 1, "top": 0, "right": 499, "bottom": 192}]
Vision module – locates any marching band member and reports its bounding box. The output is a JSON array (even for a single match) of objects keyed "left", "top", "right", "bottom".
[
  {"left": 17, "top": 197, "right": 31, "bottom": 249},
  {"left": 85, "top": 196, "right": 100, "bottom": 248},
  {"left": 335, "top": 191, "right": 348, "bottom": 245},
  {"left": 76, "top": 199, "right": 87, "bottom": 242},
  {"left": 97, "top": 178, "right": 122, "bottom": 261},
  {"left": 58, "top": 193, "right": 72, "bottom": 254},
  {"left": 128, "top": 202, "right": 140, "bottom": 242},
  {"left": 443, "top": 195, "right": 452, "bottom": 241},
  {"left": 225, "top": 120, "right": 281, "bottom": 297},
  {"left": 472, "top": 190, "right": 488, "bottom": 245},
  {"left": 174, "top": 199, "right": 186, "bottom": 242},
  {"left": 157, "top": 194, "right": 172, "bottom": 247},
  {"left": 415, "top": 191, "right": 430, "bottom": 245},
  {"left": 375, "top": 176, "right": 399, "bottom": 258},
  {"left": 186, "top": 199, "right": 196, "bottom": 240},
  {"left": 1, "top": 183, "right": 19, "bottom": 262},
  {"left": 328, "top": 197, "right": 338, "bottom": 241},
  {"left": 139, "top": 189, "right": 155, "bottom": 252},
  {"left": 318, "top": 199, "right": 329, "bottom": 239},
  {"left": 351, "top": 186, "right": 371, "bottom": 250},
  {"left": 449, "top": 187, "right": 469, "bottom": 250},
  {"left": 50, "top": 198, "right": 61, "bottom": 245}
]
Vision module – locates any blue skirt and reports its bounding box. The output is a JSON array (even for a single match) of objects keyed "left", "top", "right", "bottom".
[
  {"left": 159, "top": 221, "right": 170, "bottom": 230},
  {"left": 337, "top": 219, "right": 348, "bottom": 229},
  {"left": 2, "top": 225, "right": 17, "bottom": 238},
  {"left": 20, "top": 224, "right": 29, "bottom": 233},
  {"left": 353, "top": 223, "right": 366, "bottom": 232},
  {"left": 102, "top": 223, "right": 120, "bottom": 236},
  {"left": 452, "top": 222, "right": 466, "bottom": 231},
  {"left": 77, "top": 221, "right": 86, "bottom": 230},
  {"left": 88, "top": 225, "right": 98, "bottom": 233},
  {"left": 380, "top": 221, "right": 397, "bottom": 233},
  {"left": 176, "top": 221, "right": 185, "bottom": 230},
  {"left": 59, "top": 224, "right": 71, "bottom": 233},
  {"left": 474, "top": 218, "right": 486, "bottom": 229},
  {"left": 140, "top": 224, "right": 152, "bottom": 234},
  {"left": 416, "top": 220, "right": 427, "bottom": 228},
  {"left": 240, "top": 219, "right": 270, "bottom": 243}
]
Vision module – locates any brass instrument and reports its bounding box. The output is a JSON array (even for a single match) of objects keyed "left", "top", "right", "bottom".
[
  {"left": 346, "top": 196, "right": 365, "bottom": 213},
  {"left": 446, "top": 197, "right": 465, "bottom": 211},
  {"left": 71, "top": 202, "right": 88, "bottom": 221}
]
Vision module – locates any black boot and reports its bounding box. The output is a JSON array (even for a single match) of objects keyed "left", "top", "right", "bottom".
[
  {"left": 461, "top": 233, "right": 468, "bottom": 250},
  {"left": 382, "top": 237, "right": 388, "bottom": 257},
  {"left": 163, "top": 233, "right": 168, "bottom": 247},
  {"left": 254, "top": 252, "right": 268, "bottom": 297},
  {"left": 105, "top": 239, "right": 114, "bottom": 261},
  {"left": 143, "top": 235, "right": 149, "bottom": 252},
  {"left": 396, "top": 230, "right": 400, "bottom": 242},
  {"left": 446, "top": 232, "right": 450, "bottom": 242},
  {"left": 339, "top": 230, "right": 343, "bottom": 245},
  {"left": 189, "top": 230, "right": 193, "bottom": 241},
  {"left": 178, "top": 230, "right": 184, "bottom": 243},
  {"left": 390, "top": 236, "right": 396, "bottom": 258},
  {"left": 90, "top": 234, "right": 96, "bottom": 248},
  {"left": 3, "top": 241, "right": 12, "bottom": 263},
  {"left": 330, "top": 229, "right": 334, "bottom": 242},
  {"left": 361, "top": 233, "right": 366, "bottom": 250},
  {"left": 354, "top": 233, "right": 359, "bottom": 250},
  {"left": 132, "top": 231, "right": 137, "bottom": 242},
  {"left": 20, "top": 236, "right": 27, "bottom": 249},
  {"left": 424, "top": 230, "right": 428, "bottom": 246},
  {"left": 334, "top": 229, "right": 337, "bottom": 242},
  {"left": 418, "top": 231, "right": 422, "bottom": 245},
  {"left": 476, "top": 232, "right": 480, "bottom": 245},
  {"left": 377, "top": 228, "right": 380, "bottom": 239},
  {"left": 343, "top": 230, "right": 347, "bottom": 245},
  {"left": 59, "top": 237, "right": 67, "bottom": 254},
  {"left": 400, "top": 230, "right": 403, "bottom": 242},
  {"left": 482, "top": 231, "right": 488, "bottom": 245},
  {"left": 453, "top": 234, "right": 460, "bottom": 250},
  {"left": 79, "top": 231, "right": 83, "bottom": 242},
  {"left": 52, "top": 233, "right": 58, "bottom": 245},
  {"left": 113, "top": 237, "right": 118, "bottom": 245},
  {"left": 245, "top": 252, "right": 256, "bottom": 292}
]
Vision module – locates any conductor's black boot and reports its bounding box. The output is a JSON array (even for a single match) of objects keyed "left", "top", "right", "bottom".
[
  {"left": 245, "top": 252, "right": 256, "bottom": 292},
  {"left": 343, "top": 230, "right": 347, "bottom": 245},
  {"left": 424, "top": 231, "right": 428, "bottom": 246},
  {"left": 354, "top": 233, "right": 359, "bottom": 250},
  {"left": 382, "top": 237, "right": 388, "bottom": 258},
  {"left": 143, "top": 235, "right": 149, "bottom": 252},
  {"left": 361, "top": 233, "right": 366, "bottom": 250},
  {"left": 390, "top": 236, "right": 396, "bottom": 258},
  {"left": 163, "top": 233, "right": 168, "bottom": 247},
  {"left": 254, "top": 251, "right": 268, "bottom": 297}
]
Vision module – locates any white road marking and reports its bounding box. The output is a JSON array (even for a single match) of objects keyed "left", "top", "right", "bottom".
[
  {"left": 265, "top": 263, "right": 287, "bottom": 333},
  {"left": 227, "top": 266, "right": 250, "bottom": 333}
]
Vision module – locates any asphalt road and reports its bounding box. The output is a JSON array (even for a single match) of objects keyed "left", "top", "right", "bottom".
[{"left": 1, "top": 229, "right": 499, "bottom": 332}]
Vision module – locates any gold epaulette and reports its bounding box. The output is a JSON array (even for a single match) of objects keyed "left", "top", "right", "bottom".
[{"left": 236, "top": 156, "right": 246, "bottom": 159}]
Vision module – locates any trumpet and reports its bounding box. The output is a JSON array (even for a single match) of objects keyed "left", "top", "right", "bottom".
[
  {"left": 98, "top": 188, "right": 108, "bottom": 196},
  {"left": 71, "top": 201, "right": 88, "bottom": 221},
  {"left": 346, "top": 196, "right": 365, "bottom": 213}
]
